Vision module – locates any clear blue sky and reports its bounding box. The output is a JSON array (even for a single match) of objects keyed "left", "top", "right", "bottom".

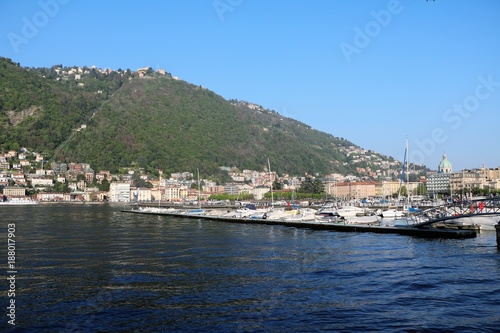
[{"left": 1, "top": 0, "right": 499, "bottom": 171}]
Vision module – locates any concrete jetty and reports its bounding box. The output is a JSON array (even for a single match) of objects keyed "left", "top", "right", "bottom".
[{"left": 122, "top": 209, "right": 477, "bottom": 239}]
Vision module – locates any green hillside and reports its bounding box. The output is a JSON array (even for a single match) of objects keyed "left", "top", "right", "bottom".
[
  {"left": 59, "top": 76, "right": 352, "bottom": 176},
  {"left": 1, "top": 57, "right": 410, "bottom": 177},
  {"left": 0, "top": 57, "right": 127, "bottom": 152}
]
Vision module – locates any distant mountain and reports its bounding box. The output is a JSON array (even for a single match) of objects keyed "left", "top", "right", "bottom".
[{"left": 1, "top": 57, "right": 420, "bottom": 178}]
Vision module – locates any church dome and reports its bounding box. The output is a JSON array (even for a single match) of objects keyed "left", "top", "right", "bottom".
[{"left": 438, "top": 153, "right": 452, "bottom": 173}]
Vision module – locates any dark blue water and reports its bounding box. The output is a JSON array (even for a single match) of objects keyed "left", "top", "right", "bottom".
[{"left": 1, "top": 204, "right": 499, "bottom": 332}]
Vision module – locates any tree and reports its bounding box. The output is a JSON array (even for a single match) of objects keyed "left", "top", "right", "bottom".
[
  {"left": 298, "top": 177, "right": 324, "bottom": 194},
  {"left": 414, "top": 183, "right": 427, "bottom": 196},
  {"left": 272, "top": 180, "right": 283, "bottom": 190},
  {"left": 53, "top": 181, "right": 68, "bottom": 193},
  {"left": 99, "top": 178, "right": 110, "bottom": 191}
]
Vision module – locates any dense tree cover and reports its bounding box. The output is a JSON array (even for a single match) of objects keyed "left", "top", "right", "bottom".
[
  {"left": 0, "top": 57, "right": 129, "bottom": 153},
  {"left": 1, "top": 57, "right": 403, "bottom": 178},
  {"left": 58, "top": 76, "right": 359, "bottom": 176}
]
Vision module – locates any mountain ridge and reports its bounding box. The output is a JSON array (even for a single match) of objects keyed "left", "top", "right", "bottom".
[{"left": 0, "top": 57, "right": 426, "bottom": 178}]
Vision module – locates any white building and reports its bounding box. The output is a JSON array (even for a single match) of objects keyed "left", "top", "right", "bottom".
[
  {"left": 164, "top": 186, "right": 182, "bottom": 201},
  {"left": 31, "top": 178, "right": 54, "bottom": 187},
  {"left": 250, "top": 185, "right": 270, "bottom": 200},
  {"left": 427, "top": 153, "right": 453, "bottom": 196},
  {"left": 109, "top": 182, "right": 131, "bottom": 202}
]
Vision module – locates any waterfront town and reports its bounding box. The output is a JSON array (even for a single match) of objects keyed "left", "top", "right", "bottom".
[{"left": 1, "top": 146, "right": 499, "bottom": 204}]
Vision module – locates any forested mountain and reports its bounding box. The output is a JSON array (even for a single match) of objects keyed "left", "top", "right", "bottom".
[
  {"left": 60, "top": 76, "right": 356, "bottom": 176},
  {"left": 0, "top": 57, "right": 127, "bottom": 152},
  {"left": 1, "top": 57, "right": 409, "bottom": 177}
]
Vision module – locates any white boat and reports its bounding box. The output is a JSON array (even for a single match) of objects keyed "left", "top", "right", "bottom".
[
  {"left": 314, "top": 209, "right": 380, "bottom": 225},
  {"left": 264, "top": 207, "right": 301, "bottom": 220},
  {"left": 314, "top": 210, "right": 343, "bottom": 223},
  {"left": 380, "top": 207, "right": 406, "bottom": 219},
  {"left": 0, "top": 198, "right": 39, "bottom": 205},
  {"left": 345, "top": 215, "right": 381, "bottom": 225},
  {"left": 138, "top": 206, "right": 181, "bottom": 214},
  {"left": 280, "top": 208, "right": 317, "bottom": 222},
  {"left": 183, "top": 208, "right": 205, "bottom": 215},
  {"left": 443, "top": 214, "right": 499, "bottom": 231},
  {"left": 336, "top": 205, "right": 368, "bottom": 218}
]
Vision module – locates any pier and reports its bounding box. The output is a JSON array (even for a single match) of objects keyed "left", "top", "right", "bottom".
[{"left": 122, "top": 208, "right": 477, "bottom": 239}]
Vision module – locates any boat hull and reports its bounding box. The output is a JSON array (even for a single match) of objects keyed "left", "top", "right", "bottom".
[
  {"left": 449, "top": 214, "right": 500, "bottom": 231},
  {"left": 0, "top": 200, "right": 39, "bottom": 205}
]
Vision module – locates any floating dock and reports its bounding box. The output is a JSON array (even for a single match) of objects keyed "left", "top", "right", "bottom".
[{"left": 122, "top": 209, "right": 477, "bottom": 239}]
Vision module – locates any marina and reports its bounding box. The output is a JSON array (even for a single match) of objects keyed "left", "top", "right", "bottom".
[
  {"left": 123, "top": 197, "right": 500, "bottom": 240},
  {"left": 122, "top": 206, "right": 479, "bottom": 239}
]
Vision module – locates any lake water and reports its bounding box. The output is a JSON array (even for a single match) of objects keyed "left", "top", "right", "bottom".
[{"left": 2, "top": 204, "right": 500, "bottom": 332}]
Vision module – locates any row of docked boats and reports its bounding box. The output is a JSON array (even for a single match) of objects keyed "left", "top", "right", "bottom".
[
  {"left": 135, "top": 197, "right": 500, "bottom": 231},
  {"left": 137, "top": 203, "right": 382, "bottom": 225}
]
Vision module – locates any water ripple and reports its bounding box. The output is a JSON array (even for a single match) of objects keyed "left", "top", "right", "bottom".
[{"left": 5, "top": 204, "right": 500, "bottom": 332}]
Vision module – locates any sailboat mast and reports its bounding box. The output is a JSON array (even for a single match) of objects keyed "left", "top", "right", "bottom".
[
  {"left": 197, "top": 168, "right": 201, "bottom": 209},
  {"left": 405, "top": 136, "right": 409, "bottom": 204},
  {"left": 268, "top": 158, "right": 274, "bottom": 208},
  {"left": 398, "top": 139, "right": 407, "bottom": 199}
]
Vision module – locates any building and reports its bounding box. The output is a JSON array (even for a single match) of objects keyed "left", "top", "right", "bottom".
[
  {"left": 427, "top": 173, "right": 451, "bottom": 196},
  {"left": 163, "top": 186, "right": 189, "bottom": 201},
  {"left": 37, "top": 192, "right": 65, "bottom": 201},
  {"left": 0, "top": 174, "right": 9, "bottom": 187},
  {"left": 11, "top": 173, "right": 26, "bottom": 185},
  {"left": 334, "top": 181, "right": 377, "bottom": 200},
  {"left": 31, "top": 178, "right": 54, "bottom": 188},
  {"left": 426, "top": 153, "right": 453, "bottom": 196},
  {"left": 96, "top": 170, "right": 111, "bottom": 183},
  {"left": 250, "top": 185, "right": 270, "bottom": 200},
  {"left": 438, "top": 153, "right": 453, "bottom": 173},
  {"left": 3, "top": 186, "right": 26, "bottom": 197},
  {"left": 450, "top": 170, "right": 481, "bottom": 196},
  {"left": 449, "top": 166, "right": 500, "bottom": 195},
  {"left": 130, "top": 187, "right": 152, "bottom": 202},
  {"left": 223, "top": 184, "right": 241, "bottom": 196},
  {"left": 109, "top": 182, "right": 131, "bottom": 202},
  {"left": 376, "top": 181, "right": 401, "bottom": 198}
]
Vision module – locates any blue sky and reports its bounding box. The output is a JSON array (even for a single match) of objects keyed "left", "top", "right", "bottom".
[{"left": 1, "top": 0, "right": 499, "bottom": 171}]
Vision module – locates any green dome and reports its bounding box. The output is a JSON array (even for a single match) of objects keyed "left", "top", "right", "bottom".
[{"left": 438, "top": 153, "right": 452, "bottom": 172}]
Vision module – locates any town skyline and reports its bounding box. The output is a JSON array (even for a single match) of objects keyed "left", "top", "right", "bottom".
[{"left": 2, "top": 146, "right": 499, "bottom": 203}]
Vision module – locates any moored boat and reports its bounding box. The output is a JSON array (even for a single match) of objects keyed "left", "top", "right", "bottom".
[
  {"left": 345, "top": 214, "right": 381, "bottom": 225},
  {"left": 0, "top": 197, "right": 39, "bottom": 205},
  {"left": 336, "top": 205, "right": 369, "bottom": 218}
]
